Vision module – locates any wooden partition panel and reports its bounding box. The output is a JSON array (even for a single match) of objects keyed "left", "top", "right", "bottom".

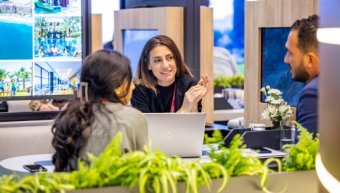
[
  {"left": 91, "top": 14, "right": 103, "bottom": 53},
  {"left": 114, "top": 7, "right": 184, "bottom": 56},
  {"left": 200, "top": 7, "right": 214, "bottom": 124},
  {"left": 244, "top": 0, "right": 318, "bottom": 126}
]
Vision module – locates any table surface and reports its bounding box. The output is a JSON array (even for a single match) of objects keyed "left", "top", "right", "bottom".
[{"left": 0, "top": 154, "right": 54, "bottom": 173}]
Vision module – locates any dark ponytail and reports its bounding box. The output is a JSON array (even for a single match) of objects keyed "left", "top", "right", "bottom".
[{"left": 52, "top": 100, "right": 93, "bottom": 171}]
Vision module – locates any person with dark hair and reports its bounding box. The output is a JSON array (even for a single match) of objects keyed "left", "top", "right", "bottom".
[
  {"left": 131, "top": 35, "right": 209, "bottom": 113},
  {"left": 0, "top": 101, "right": 8, "bottom": 112},
  {"left": 52, "top": 50, "right": 148, "bottom": 171},
  {"left": 284, "top": 14, "right": 319, "bottom": 136},
  {"left": 103, "top": 38, "right": 114, "bottom": 50}
]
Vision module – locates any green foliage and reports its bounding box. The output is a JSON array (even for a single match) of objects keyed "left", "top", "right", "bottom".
[
  {"left": 282, "top": 121, "right": 319, "bottom": 171},
  {"left": 204, "top": 129, "right": 223, "bottom": 144},
  {"left": 0, "top": 132, "right": 288, "bottom": 193},
  {"left": 34, "top": 17, "right": 48, "bottom": 38},
  {"left": 68, "top": 133, "right": 228, "bottom": 193},
  {"left": 213, "top": 74, "right": 244, "bottom": 88},
  {"left": 0, "top": 133, "right": 228, "bottom": 193},
  {"left": 0, "top": 172, "right": 74, "bottom": 193},
  {"left": 209, "top": 134, "right": 282, "bottom": 192},
  {"left": 0, "top": 69, "right": 9, "bottom": 79},
  {"left": 70, "top": 31, "right": 81, "bottom": 38}
]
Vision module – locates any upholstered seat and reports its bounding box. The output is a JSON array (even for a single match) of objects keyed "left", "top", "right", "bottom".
[{"left": 0, "top": 120, "right": 54, "bottom": 161}]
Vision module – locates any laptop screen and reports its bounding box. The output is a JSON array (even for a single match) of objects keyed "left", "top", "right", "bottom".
[{"left": 143, "top": 113, "right": 206, "bottom": 157}]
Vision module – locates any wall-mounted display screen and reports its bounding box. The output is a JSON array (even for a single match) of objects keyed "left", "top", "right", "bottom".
[
  {"left": 261, "top": 27, "right": 305, "bottom": 107},
  {"left": 123, "top": 29, "right": 159, "bottom": 76},
  {"left": 0, "top": 0, "right": 87, "bottom": 100}
]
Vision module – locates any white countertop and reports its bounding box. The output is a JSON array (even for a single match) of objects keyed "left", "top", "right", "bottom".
[{"left": 214, "top": 108, "right": 244, "bottom": 121}]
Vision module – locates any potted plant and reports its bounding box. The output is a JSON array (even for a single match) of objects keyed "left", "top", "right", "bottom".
[{"left": 261, "top": 86, "right": 293, "bottom": 129}]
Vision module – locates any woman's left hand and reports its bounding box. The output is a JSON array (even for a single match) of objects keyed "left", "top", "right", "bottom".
[
  {"left": 177, "top": 74, "right": 210, "bottom": 113},
  {"left": 197, "top": 74, "right": 209, "bottom": 88},
  {"left": 196, "top": 74, "right": 209, "bottom": 99}
]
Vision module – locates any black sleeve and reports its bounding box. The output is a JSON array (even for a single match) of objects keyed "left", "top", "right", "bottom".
[
  {"left": 197, "top": 100, "right": 202, "bottom": 112},
  {"left": 176, "top": 74, "right": 202, "bottom": 112},
  {"left": 131, "top": 85, "right": 152, "bottom": 113}
]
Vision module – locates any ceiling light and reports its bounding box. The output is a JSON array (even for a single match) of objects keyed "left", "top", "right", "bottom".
[{"left": 317, "top": 28, "right": 340, "bottom": 45}]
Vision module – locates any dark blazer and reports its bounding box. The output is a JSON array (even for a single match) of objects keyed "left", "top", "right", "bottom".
[
  {"left": 131, "top": 74, "right": 202, "bottom": 113},
  {"left": 296, "top": 76, "right": 318, "bottom": 136}
]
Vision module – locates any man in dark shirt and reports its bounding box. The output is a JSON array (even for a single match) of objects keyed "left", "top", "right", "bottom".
[{"left": 284, "top": 15, "right": 319, "bottom": 136}]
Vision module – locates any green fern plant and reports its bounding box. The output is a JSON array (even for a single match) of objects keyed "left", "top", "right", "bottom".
[
  {"left": 282, "top": 121, "right": 319, "bottom": 171},
  {"left": 204, "top": 129, "right": 224, "bottom": 145},
  {"left": 209, "top": 134, "right": 282, "bottom": 192}
]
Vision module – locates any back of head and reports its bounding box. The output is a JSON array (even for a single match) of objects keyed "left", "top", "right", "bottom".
[
  {"left": 134, "top": 35, "right": 192, "bottom": 90},
  {"left": 81, "top": 49, "right": 132, "bottom": 103},
  {"left": 52, "top": 49, "right": 132, "bottom": 171},
  {"left": 291, "top": 14, "right": 319, "bottom": 54}
]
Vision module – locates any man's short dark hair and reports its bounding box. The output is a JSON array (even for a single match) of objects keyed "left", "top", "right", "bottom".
[{"left": 291, "top": 14, "right": 319, "bottom": 53}]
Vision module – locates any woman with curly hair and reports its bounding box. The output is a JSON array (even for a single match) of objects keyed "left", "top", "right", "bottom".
[{"left": 52, "top": 50, "right": 148, "bottom": 171}]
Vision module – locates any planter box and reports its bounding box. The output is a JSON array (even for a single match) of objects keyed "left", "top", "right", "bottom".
[{"left": 70, "top": 170, "right": 317, "bottom": 193}]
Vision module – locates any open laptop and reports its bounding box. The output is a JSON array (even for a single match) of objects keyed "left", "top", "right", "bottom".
[{"left": 144, "top": 113, "right": 206, "bottom": 158}]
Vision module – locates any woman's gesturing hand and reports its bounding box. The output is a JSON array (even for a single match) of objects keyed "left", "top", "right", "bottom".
[{"left": 178, "top": 74, "right": 210, "bottom": 113}]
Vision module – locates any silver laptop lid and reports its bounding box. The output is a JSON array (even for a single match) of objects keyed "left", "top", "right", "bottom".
[{"left": 144, "top": 113, "right": 206, "bottom": 158}]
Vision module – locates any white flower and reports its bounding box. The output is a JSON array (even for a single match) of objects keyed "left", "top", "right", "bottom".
[
  {"left": 271, "top": 99, "right": 284, "bottom": 105},
  {"left": 265, "top": 96, "right": 274, "bottom": 103},
  {"left": 261, "top": 86, "right": 292, "bottom": 126},
  {"left": 262, "top": 111, "right": 269, "bottom": 120},
  {"left": 268, "top": 89, "right": 282, "bottom": 96}
]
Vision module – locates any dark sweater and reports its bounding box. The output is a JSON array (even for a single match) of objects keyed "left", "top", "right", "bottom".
[{"left": 131, "top": 74, "right": 202, "bottom": 113}]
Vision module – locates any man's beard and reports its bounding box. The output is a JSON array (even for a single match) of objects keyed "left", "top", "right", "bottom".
[{"left": 292, "top": 62, "right": 310, "bottom": 82}]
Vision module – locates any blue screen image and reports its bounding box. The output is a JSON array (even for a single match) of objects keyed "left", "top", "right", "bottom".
[
  {"left": 0, "top": 0, "right": 84, "bottom": 100},
  {"left": 261, "top": 27, "right": 305, "bottom": 107},
  {"left": 0, "top": 21, "right": 33, "bottom": 60},
  {"left": 123, "top": 29, "right": 159, "bottom": 76}
]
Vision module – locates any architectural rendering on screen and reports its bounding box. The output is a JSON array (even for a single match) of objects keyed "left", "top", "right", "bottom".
[
  {"left": 34, "top": 0, "right": 81, "bottom": 15},
  {"left": 0, "top": 61, "right": 33, "bottom": 97},
  {"left": 0, "top": 0, "right": 85, "bottom": 100},
  {"left": 33, "top": 61, "right": 80, "bottom": 96},
  {"left": 34, "top": 16, "right": 82, "bottom": 60},
  {"left": 0, "top": 0, "right": 33, "bottom": 60}
]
